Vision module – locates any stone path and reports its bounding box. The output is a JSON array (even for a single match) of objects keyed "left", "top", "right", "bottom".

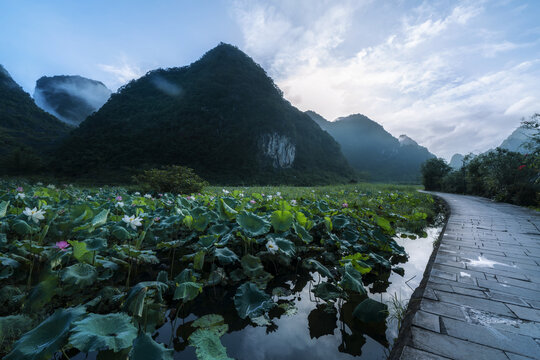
[{"left": 400, "top": 192, "right": 540, "bottom": 360}]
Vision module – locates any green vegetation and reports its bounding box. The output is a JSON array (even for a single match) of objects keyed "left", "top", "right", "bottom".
[
  {"left": 133, "top": 165, "right": 208, "bottom": 194},
  {"left": 0, "top": 65, "right": 71, "bottom": 175},
  {"left": 421, "top": 116, "right": 540, "bottom": 206},
  {"left": 0, "top": 181, "right": 437, "bottom": 358}
]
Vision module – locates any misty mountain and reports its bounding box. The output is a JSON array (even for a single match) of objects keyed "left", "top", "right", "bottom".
[
  {"left": 0, "top": 64, "right": 70, "bottom": 171},
  {"left": 306, "top": 111, "right": 435, "bottom": 182},
  {"left": 499, "top": 125, "right": 536, "bottom": 154},
  {"left": 34, "top": 75, "right": 111, "bottom": 125},
  {"left": 449, "top": 153, "right": 465, "bottom": 169},
  {"left": 54, "top": 43, "right": 354, "bottom": 184}
]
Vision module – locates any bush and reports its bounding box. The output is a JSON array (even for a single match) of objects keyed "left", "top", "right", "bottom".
[
  {"left": 421, "top": 158, "right": 451, "bottom": 191},
  {"left": 132, "top": 165, "right": 208, "bottom": 194}
]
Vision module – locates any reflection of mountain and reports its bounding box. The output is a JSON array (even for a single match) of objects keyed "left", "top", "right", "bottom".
[
  {"left": 34, "top": 75, "right": 111, "bottom": 126},
  {"left": 306, "top": 111, "right": 435, "bottom": 182}
]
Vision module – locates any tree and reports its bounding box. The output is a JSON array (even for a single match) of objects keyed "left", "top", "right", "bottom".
[{"left": 421, "top": 158, "right": 451, "bottom": 191}]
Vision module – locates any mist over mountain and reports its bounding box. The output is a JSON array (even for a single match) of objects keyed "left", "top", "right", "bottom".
[
  {"left": 306, "top": 111, "right": 435, "bottom": 182},
  {"left": 53, "top": 43, "right": 354, "bottom": 184},
  {"left": 0, "top": 64, "right": 70, "bottom": 169},
  {"left": 34, "top": 75, "right": 111, "bottom": 125}
]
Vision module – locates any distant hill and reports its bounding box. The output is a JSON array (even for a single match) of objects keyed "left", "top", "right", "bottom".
[
  {"left": 0, "top": 64, "right": 71, "bottom": 173},
  {"left": 306, "top": 111, "right": 435, "bottom": 182},
  {"left": 499, "top": 125, "right": 536, "bottom": 154},
  {"left": 449, "top": 153, "right": 465, "bottom": 169},
  {"left": 53, "top": 43, "right": 354, "bottom": 185},
  {"left": 34, "top": 75, "right": 111, "bottom": 126}
]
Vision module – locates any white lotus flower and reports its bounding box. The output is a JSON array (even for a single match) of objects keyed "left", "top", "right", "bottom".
[
  {"left": 144, "top": 194, "right": 152, "bottom": 199},
  {"left": 47, "top": 184, "right": 56, "bottom": 189},
  {"left": 266, "top": 240, "right": 278, "bottom": 254},
  {"left": 115, "top": 201, "right": 125, "bottom": 208},
  {"left": 15, "top": 193, "right": 26, "bottom": 200},
  {"left": 290, "top": 199, "right": 297, "bottom": 206},
  {"left": 134, "top": 192, "right": 141, "bottom": 196},
  {"left": 23, "top": 207, "right": 45, "bottom": 223},
  {"left": 122, "top": 215, "right": 143, "bottom": 230},
  {"left": 276, "top": 192, "right": 281, "bottom": 196},
  {"left": 222, "top": 189, "right": 230, "bottom": 194}
]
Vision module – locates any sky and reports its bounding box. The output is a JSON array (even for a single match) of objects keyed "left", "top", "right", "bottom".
[{"left": 1, "top": 0, "right": 539, "bottom": 159}]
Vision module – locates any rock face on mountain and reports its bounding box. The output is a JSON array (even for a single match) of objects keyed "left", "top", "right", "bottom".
[
  {"left": 499, "top": 126, "right": 536, "bottom": 154},
  {"left": 449, "top": 153, "right": 465, "bottom": 169},
  {"left": 34, "top": 75, "right": 111, "bottom": 125},
  {"left": 307, "top": 111, "right": 435, "bottom": 182},
  {"left": 54, "top": 43, "right": 353, "bottom": 184},
  {"left": 0, "top": 64, "right": 70, "bottom": 172}
]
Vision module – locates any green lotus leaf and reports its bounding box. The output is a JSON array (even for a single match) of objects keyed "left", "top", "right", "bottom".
[
  {"left": 324, "top": 216, "right": 333, "bottom": 232},
  {"left": 198, "top": 234, "right": 218, "bottom": 248},
  {"left": 0, "top": 255, "right": 19, "bottom": 279},
  {"left": 25, "top": 276, "right": 59, "bottom": 312},
  {"left": 61, "top": 263, "right": 97, "bottom": 287},
  {"left": 339, "top": 263, "right": 366, "bottom": 294},
  {"left": 332, "top": 214, "right": 350, "bottom": 230},
  {"left": 375, "top": 215, "right": 392, "bottom": 232},
  {"left": 303, "top": 259, "right": 334, "bottom": 280},
  {"left": 68, "top": 240, "right": 93, "bottom": 264},
  {"left": 192, "top": 314, "right": 224, "bottom": 329},
  {"left": 174, "top": 282, "right": 202, "bottom": 302},
  {"left": 234, "top": 282, "right": 274, "bottom": 319},
  {"left": 352, "top": 298, "right": 388, "bottom": 323},
  {"left": 194, "top": 250, "right": 206, "bottom": 270},
  {"left": 191, "top": 207, "right": 210, "bottom": 232},
  {"left": 69, "top": 313, "right": 137, "bottom": 353},
  {"left": 0, "top": 200, "right": 9, "bottom": 218},
  {"left": 312, "top": 282, "right": 344, "bottom": 301},
  {"left": 241, "top": 254, "right": 264, "bottom": 278},
  {"left": 295, "top": 211, "right": 307, "bottom": 227},
  {"left": 218, "top": 198, "right": 237, "bottom": 220},
  {"left": 92, "top": 209, "right": 110, "bottom": 227},
  {"left": 340, "top": 253, "right": 372, "bottom": 274},
  {"left": 13, "top": 220, "right": 32, "bottom": 235},
  {"left": 0, "top": 315, "right": 34, "bottom": 340},
  {"left": 5, "top": 307, "right": 85, "bottom": 360},
  {"left": 207, "top": 268, "right": 226, "bottom": 286},
  {"left": 84, "top": 237, "right": 108, "bottom": 251},
  {"left": 270, "top": 210, "right": 293, "bottom": 232},
  {"left": 124, "top": 281, "right": 168, "bottom": 317},
  {"left": 208, "top": 223, "right": 230, "bottom": 236},
  {"left": 236, "top": 211, "right": 270, "bottom": 237},
  {"left": 129, "top": 332, "right": 173, "bottom": 360},
  {"left": 369, "top": 253, "right": 391, "bottom": 269},
  {"left": 214, "top": 247, "right": 239, "bottom": 265},
  {"left": 189, "top": 325, "right": 233, "bottom": 360},
  {"left": 292, "top": 222, "right": 313, "bottom": 243},
  {"left": 112, "top": 225, "right": 130, "bottom": 240},
  {"left": 274, "top": 238, "right": 295, "bottom": 257}
]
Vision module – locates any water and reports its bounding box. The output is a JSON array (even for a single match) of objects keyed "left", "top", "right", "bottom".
[{"left": 67, "top": 226, "right": 442, "bottom": 360}]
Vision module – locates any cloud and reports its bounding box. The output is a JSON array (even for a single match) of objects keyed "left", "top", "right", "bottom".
[
  {"left": 98, "top": 59, "right": 143, "bottom": 89},
  {"left": 232, "top": 0, "right": 540, "bottom": 159}
]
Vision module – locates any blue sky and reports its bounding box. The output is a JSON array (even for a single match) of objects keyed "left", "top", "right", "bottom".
[{"left": 1, "top": 0, "right": 539, "bottom": 159}]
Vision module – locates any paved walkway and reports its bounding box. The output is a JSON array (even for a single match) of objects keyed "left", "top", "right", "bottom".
[{"left": 400, "top": 192, "right": 540, "bottom": 360}]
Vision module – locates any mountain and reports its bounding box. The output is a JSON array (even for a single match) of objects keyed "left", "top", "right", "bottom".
[
  {"left": 499, "top": 125, "right": 536, "bottom": 154},
  {"left": 34, "top": 75, "right": 111, "bottom": 125},
  {"left": 53, "top": 43, "right": 354, "bottom": 184},
  {"left": 0, "top": 64, "right": 71, "bottom": 173},
  {"left": 449, "top": 153, "right": 465, "bottom": 169},
  {"left": 306, "top": 111, "right": 435, "bottom": 182}
]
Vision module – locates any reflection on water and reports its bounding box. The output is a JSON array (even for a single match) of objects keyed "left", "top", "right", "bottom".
[
  {"left": 153, "top": 226, "right": 442, "bottom": 360},
  {"left": 69, "top": 226, "right": 441, "bottom": 360}
]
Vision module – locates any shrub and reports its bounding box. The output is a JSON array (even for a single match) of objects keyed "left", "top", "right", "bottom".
[
  {"left": 132, "top": 165, "right": 208, "bottom": 194},
  {"left": 421, "top": 158, "right": 451, "bottom": 191}
]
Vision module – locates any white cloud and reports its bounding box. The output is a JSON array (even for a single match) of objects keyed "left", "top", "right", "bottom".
[
  {"left": 232, "top": 0, "right": 540, "bottom": 159},
  {"left": 98, "top": 59, "right": 143, "bottom": 89}
]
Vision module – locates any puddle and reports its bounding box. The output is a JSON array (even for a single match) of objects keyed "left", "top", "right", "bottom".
[{"left": 465, "top": 256, "right": 516, "bottom": 268}]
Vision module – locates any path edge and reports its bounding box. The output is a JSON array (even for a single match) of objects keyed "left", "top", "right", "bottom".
[{"left": 388, "top": 194, "right": 450, "bottom": 360}]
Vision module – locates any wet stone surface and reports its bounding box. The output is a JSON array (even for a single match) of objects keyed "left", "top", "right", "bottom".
[{"left": 400, "top": 192, "right": 540, "bottom": 360}]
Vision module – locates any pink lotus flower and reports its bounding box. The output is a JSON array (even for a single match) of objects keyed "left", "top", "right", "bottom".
[
  {"left": 342, "top": 203, "right": 349, "bottom": 208},
  {"left": 16, "top": 186, "right": 23, "bottom": 192},
  {"left": 250, "top": 200, "right": 256, "bottom": 204},
  {"left": 116, "top": 196, "right": 122, "bottom": 201},
  {"left": 518, "top": 165, "right": 526, "bottom": 170},
  {"left": 55, "top": 241, "right": 70, "bottom": 251}
]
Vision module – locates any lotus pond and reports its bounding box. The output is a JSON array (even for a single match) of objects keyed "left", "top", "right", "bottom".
[{"left": 0, "top": 182, "right": 442, "bottom": 359}]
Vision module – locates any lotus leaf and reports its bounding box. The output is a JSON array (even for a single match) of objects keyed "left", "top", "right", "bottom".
[
  {"left": 5, "top": 307, "right": 85, "bottom": 360},
  {"left": 292, "top": 222, "right": 313, "bottom": 243},
  {"left": 340, "top": 263, "right": 366, "bottom": 294},
  {"left": 208, "top": 223, "right": 230, "bottom": 236},
  {"left": 332, "top": 215, "right": 350, "bottom": 230},
  {"left": 192, "top": 314, "right": 224, "bottom": 328},
  {"left": 112, "top": 225, "right": 130, "bottom": 240},
  {"left": 270, "top": 210, "right": 293, "bottom": 232},
  {"left": 214, "top": 247, "right": 239, "bottom": 265},
  {"left": 194, "top": 250, "right": 206, "bottom": 270},
  {"left": 198, "top": 234, "right": 218, "bottom": 248},
  {"left": 303, "top": 259, "right": 334, "bottom": 279},
  {"left": 236, "top": 211, "right": 270, "bottom": 237},
  {"left": 129, "top": 332, "right": 173, "bottom": 360},
  {"left": 13, "top": 220, "right": 32, "bottom": 235},
  {"left": 25, "top": 276, "right": 59, "bottom": 312},
  {"left": 0, "top": 315, "right": 34, "bottom": 339},
  {"left": 234, "top": 282, "right": 274, "bottom": 319},
  {"left": 352, "top": 298, "right": 388, "bottom": 323},
  {"left": 84, "top": 237, "right": 108, "bottom": 251},
  {"left": 241, "top": 254, "right": 264, "bottom": 277},
  {"left": 0, "top": 200, "right": 9, "bottom": 218},
  {"left": 68, "top": 240, "right": 93, "bottom": 263},
  {"left": 124, "top": 281, "right": 167, "bottom": 317},
  {"left": 218, "top": 198, "right": 237, "bottom": 220},
  {"left": 274, "top": 238, "right": 295, "bottom": 257},
  {"left": 312, "top": 282, "right": 344, "bottom": 301},
  {"left": 61, "top": 263, "right": 98, "bottom": 287},
  {"left": 0, "top": 255, "right": 19, "bottom": 279},
  {"left": 174, "top": 281, "right": 202, "bottom": 302},
  {"left": 189, "top": 325, "right": 233, "bottom": 360},
  {"left": 69, "top": 313, "right": 137, "bottom": 353}
]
